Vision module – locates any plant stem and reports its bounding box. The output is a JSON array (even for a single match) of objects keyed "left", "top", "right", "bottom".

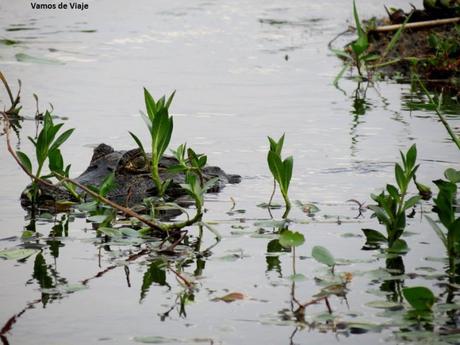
[
  {"left": 282, "top": 192, "right": 291, "bottom": 219},
  {"left": 268, "top": 179, "right": 276, "bottom": 207},
  {"left": 416, "top": 76, "right": 460, "bottom": 151}
]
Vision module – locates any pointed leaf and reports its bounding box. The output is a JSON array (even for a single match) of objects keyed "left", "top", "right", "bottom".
[{"left": 16, "top": 151, "right": 32, "bottom": 173}]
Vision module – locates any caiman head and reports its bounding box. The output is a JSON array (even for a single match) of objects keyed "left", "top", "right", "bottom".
[{"left": 20, "top": 143, "right": 241, "bottom": 209}]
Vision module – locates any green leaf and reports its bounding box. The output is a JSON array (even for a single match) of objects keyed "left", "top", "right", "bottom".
[
  {"left": 280, "top": 156, "right": 293, "bottom": 193},
  {"left": 362, "top": 228, "right": 387, "bottom": 243},
  {"left": 15, "top": 53, "right": 63, "bottom": 65},
  {"left": 99, "top": 173, "right": 115, "bottom": 197},
  {"left": 98, "top": 227, "right": 122, "bottom": 238},
  {"left": 48, "top": 148, "right": 64, "bottom": 173},
  {"left": 445, "top": 168, "right": 460, "bottom": 183},
  {"left": 386, "top": 184, "right": 399, "bottom": 200},
  {"left": 16, "top": 150, "right": 32, "bottom": 173},
  {"left": 388, "top": 239, "right": 409, "bottom": 254},
  {"left": 267, "top": 150, "right": 282, "bottom": 183},
  {"left": 405, "top": 144, "right": 417, "bottom": 171},
  {"left": 0, "top": 248, "right": 39, "bottom": 260},
  {"left": 395, "top": 163, "right": 405, "bottom": 190},
  {"left": 312, "top": 245, "right": 335, "bottom": 267},
  {"left": 351, "top": 0, "right": 368, "bottom": 56},
  {"left": 144, "top": 88, "right": 157, "bottom": 120},
  {"left": 278, "top": 230, "right": 305, "bottom": 248},
  {"left": 404, "top": 195, "right": 421, "bottom": 210},
  {"left": 402, "top": 286, "right": 435, "bottom": 311},
  {"left": 129, "top": 131, "right": 145, "bottom": 154},
  {"left": 165, "top": 90, "right": 176, "bottom": 109},
  {"left": 425, "top": 216, "right": 447, "bottom": 249},
  {"left": 49, "top": 128, "right": 74, "bottom": 153}
]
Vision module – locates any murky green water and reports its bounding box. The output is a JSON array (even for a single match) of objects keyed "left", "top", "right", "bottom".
[{"left": 1, "top": 0, "right": 460, "bottom": 344}]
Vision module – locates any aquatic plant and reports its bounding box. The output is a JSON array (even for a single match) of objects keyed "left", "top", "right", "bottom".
[
  {"left": 130, "top": 88, "right": 175, "bottom": 197},
  {"left": 17, "top": 111, "right": 77, "bottom": 203},
  {"left": 426, "top": 169, "right": 460, "bottom": 273},
  {"left": 363, "top": 144, "right": 421, "bottom": 251},
  {"left": 402, "top": 286, "right": 435, "bottom": 320},
  {"left": 267, "top": 134, "right": 293, "bottom": 218}
]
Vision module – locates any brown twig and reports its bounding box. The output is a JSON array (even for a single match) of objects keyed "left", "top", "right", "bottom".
[
  {"left": 169, "top": 267, "right": 193, "bottom": 289},
  {"left": 0, "top": 72, "right": 21, "bottom": 114},
  {"left": 370, "top": 17, "right": 460, "bottom": 33},
  {"left": 294, "top": 295, "right": 333, "bottom": 315}
]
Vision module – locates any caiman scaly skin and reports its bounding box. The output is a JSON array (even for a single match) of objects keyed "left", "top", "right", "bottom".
[{"left": 20, "top": 143, "right": 241, "bottom": 208}]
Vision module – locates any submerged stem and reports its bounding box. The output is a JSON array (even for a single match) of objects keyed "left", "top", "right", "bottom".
[{"left": 282, "top": 192, "right": 291, "bottom": 219}]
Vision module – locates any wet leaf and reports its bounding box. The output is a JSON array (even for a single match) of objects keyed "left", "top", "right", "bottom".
[
  {"left": 0, "top": 248, "right": 39, "bottom": 260},
  {"left": 21, "top": 230, "right": 35, "bottom": 239},
  {"left": 312, "top": 246, "right": 335, "bottom": 267},
  {"left": 98, "top": 227, "right": 122, "bottom": 238},
  {"left": 257, "top": 202, "right": 283, "bottom": 209},
  {"left": 15, "top": 53, "right": 63, "bottom": 65},
  {"left": 212, "top": 292, "right": 245, "bottom": 303},
  {"left": 254, "top": 219, "right": 287, "bottom": 228},
  {"left": 402, "top": 286, "right": 435, "bottom": 311},
  {"left": 388, "top": 239, "right": 409, "bottom": 254},
  {"left": 289, "top": 273, "right": 307, "bottom": 281},
  {"left": 362, "top": 228, "right": 387, "bottom": 243},
  {"left": 295, "top": 200, "right": 320, "bottom": 214},
  {"left": 133, "top": 336, "right": 179, "bottom": 344},
  {"left": 366, "top": 300, "right": 403, "bottom": 310},
  {"left": 87, "top": 215, "right": 109, "bottom": 224},
  {"left": 279, "top": 230, "right": 304, "bottom": 248},
  {"left": 445, "top": 168, "right": 460, "bottom": 183},
  {"left": 347, "top": 322, "right": 382, "bottom": 334}
]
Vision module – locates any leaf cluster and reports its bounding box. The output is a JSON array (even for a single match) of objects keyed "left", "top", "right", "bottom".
[
  {"left": 426, "top": 168, "right": 460, "bottom": 266},
  {"left": 130, "top": 88, "right": 175, "bottom": 197},
  {"left": 363, "top": 145, "right": 421, "bottom": 251},
  {"left": 267, "top": 134, "right": 293, "bottom": 216}
]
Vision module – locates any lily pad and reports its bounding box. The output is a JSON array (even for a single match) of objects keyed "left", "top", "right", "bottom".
[
  {"left": 0, "top": 248, "right": 39, "bottom": 260},
  {"left": 15, "top": 53, "right": 63, "bottom": 65},
  {"left": 366, "top": 300, "right": 403, "bottom": 310},
  {"left": 279, "top": 230, "right": 305, "bottom": 248},
  {"left": 312, "top": 246, "right": 335, "bottom": 267}
]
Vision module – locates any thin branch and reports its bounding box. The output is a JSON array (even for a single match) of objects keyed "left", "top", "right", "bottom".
[
  {"left": 370, "top": 17, "right": 460, "bottom": 33},
  {"left": 0, "top": 71, "right": 14, "bottom": 106}
]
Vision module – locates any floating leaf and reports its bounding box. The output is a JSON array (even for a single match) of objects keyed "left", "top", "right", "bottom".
[
  {"left": 445, "top": 168, "right": 460, "bottom": 183},
  {"left": 366, "top": 300, "right": 403, "bottom": 310},
  {"left": 295, "top": 200, "right": 320, "bottom": 214},
  {"left": 388, "top": 239, "right": 409, "bottom": 254},
  {"left": 312, "top": 246, "right": 335, "bottom": 267},
  {"left": 362, "top": 229, "right": 387, "bottom": 243},
  {"left": 289, "top": 273, "right": 307, "bottom": 282},
  {"left": 15, "top": 53, "right": 63, "bottom": 65},
  {"left": 279, "top": 230, "right": 305, "bottom": 248},
  {"left": 402, "top": 286, "right": 435, "bottom": 311},
  {"left": 346, "top": 322, "right": 382, "bottom": 334},
  {"left": 98, "top": 227, "right": 122, "bottom": 238},
  {"left": 257, "top": 202, "right": 283, "bottom": 209},
  {"left": 0, "top": 248, "right": 39, "bottom": 260},
  {"left": 87, "top": 215, "right": 109, "bottom": 224},
  {"left": 21, "top": 230, "right": 35, "bottom": 239},
  {"left": 133, "top": 336, "right": 179, "bottom": 344},
  {"left": 212, "top": 292, "right": 245, "bottom": 303}
]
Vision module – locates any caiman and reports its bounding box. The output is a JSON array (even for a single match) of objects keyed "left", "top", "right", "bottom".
[{"left": 20, "top": 143, "right": 241, "bottom": 209}]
